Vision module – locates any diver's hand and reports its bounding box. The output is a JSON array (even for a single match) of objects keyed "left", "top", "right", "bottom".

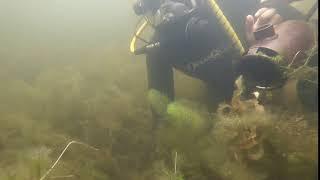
[{"left": 245, "top": 8, "right": 283, "bottom": 45}]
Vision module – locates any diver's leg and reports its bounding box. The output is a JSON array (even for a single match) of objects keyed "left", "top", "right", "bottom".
[
  {"left": 145, "top": 51, "right": 175, "bottom": 161},
  {"left": 146, "top": 51, "right": 174, "bottom": 128},
  {"left": 146, "top": 52, "right": 174, "bottom": 100},
  {"left": 189, "top": 56, "right": 236, "bottom": 111}
]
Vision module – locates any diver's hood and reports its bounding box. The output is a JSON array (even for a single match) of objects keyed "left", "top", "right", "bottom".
[{"left": 154, "top": 1, "right": 191, "bottom": 26}]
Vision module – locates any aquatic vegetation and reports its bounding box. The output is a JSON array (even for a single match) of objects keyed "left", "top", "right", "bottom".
[
  {"left": 209, "top": 99, "right": 274, "bottom": 179},
  {"left": 166, "top": 101, "right": 208, "bottom": 132},
  {"left": 148, "top": 89, "right": 170, "bottom": 116},
  {"left": 141, "top": 159, "right": 185, "bottom": 180},
  {"left": 255, "top": 51, "right": 286, "bottom": 66},
  {"left": 206, "top": 78, "right": 318, "bottom": 180},
  {"left": 39, "top": 141, "right": 99, "bottom": 180},
  {"left": 0, "top": 48, "right": 317, "bottom": 180},
  {"left": 0, "top": 45, "right": 154, "bottom": 179},
  {"left": 27, "top": 146, "right": 52, "bottom": 179}
]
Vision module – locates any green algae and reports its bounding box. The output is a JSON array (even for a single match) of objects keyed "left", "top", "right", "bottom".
[
  {"left": 148, "top": 89, "right": 171, "bottom": 116},
  {"left": 166, "top": 101, "right": 207, "bottom": 132}
]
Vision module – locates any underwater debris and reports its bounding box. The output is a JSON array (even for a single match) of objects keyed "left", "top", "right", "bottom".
[
  {"left": 48, "top": 175, "right": 76, "bottom": 179},
  {"left": 39, "top": 141, "right": 99, "bottom": 180}
]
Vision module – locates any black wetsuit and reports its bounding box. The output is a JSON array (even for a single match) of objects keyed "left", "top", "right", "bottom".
[{"left": 142, "top": 0, "right": 304, "bottom": 110}]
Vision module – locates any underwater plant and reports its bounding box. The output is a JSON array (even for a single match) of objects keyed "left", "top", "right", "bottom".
[
  {"left": 148, "top": 89, "right": 171, "bottom": 116},
  {"left": 166, "top": 101, "right": 208, "bottom": 132},
  {"left": 39, "top": 140, "right": 99, "bottom": 180}
]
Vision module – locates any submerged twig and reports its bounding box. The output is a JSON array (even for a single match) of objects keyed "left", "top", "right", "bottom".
[
  {"left": 174, "top": 151, "right": 177, "bottom": 175},
  {"left": 288, "top": 50, "right": 302, "bottom": 68},
  {"left": 49, "top": 175, "right": 75, "bottom": 179},
  {"left": 39, "top": 140, "right": 99, "bottom": 180}
]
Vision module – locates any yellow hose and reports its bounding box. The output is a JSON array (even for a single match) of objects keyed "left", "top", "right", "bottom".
[
  {"left": 130, "top": 0, "right": 245, "bottom": 54},
  {"left": 130, "top": 19, "right": 148, "bottom": 54},
  {"left": 208, "top": 0, "right": 245, "bottom": 54}
]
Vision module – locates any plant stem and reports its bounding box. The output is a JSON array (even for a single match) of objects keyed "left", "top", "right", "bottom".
[
  {"left": 39, "top": 140, "right": 98, "bottom": 180},
  {"left": 174, "top": 151, "right": 177, "bottom": 175}
]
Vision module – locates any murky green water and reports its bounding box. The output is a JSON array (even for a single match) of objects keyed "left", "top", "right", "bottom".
[{"left": 0, "top": 0, "right": 317, "bottom": 180}]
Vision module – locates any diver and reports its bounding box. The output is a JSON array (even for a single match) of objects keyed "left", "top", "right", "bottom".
[{"left": 130, "top": 0, "right": 310, "bottom": 125}]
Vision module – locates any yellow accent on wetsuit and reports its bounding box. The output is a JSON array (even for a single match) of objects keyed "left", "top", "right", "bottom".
[
  {"left": 130, "top": 20, "right": 148, "bottom": 54},
  {"left": 208, "top": 0, "right": 245, "bottom": 54}
]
